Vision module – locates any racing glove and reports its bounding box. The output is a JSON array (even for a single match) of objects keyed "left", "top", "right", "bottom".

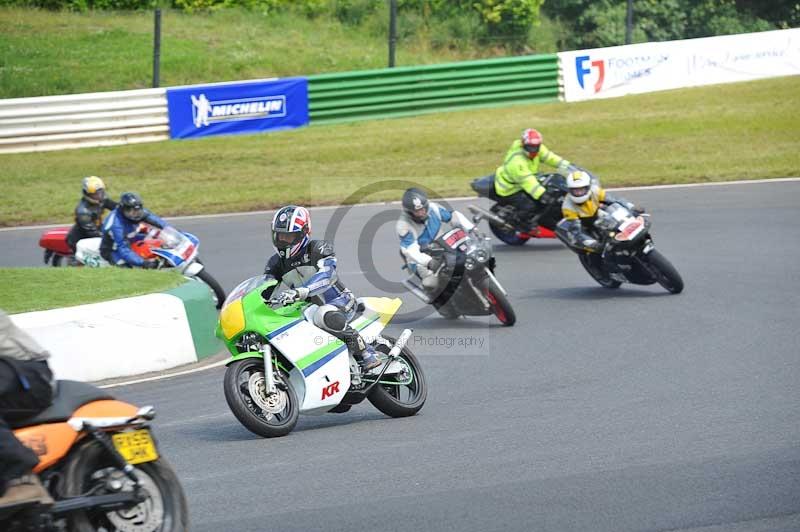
[
  {"left": 582, "top": 238, "right": 603, "bottom": 253},
  {"left": 141, "top": 259, "right": 159, "bottom": 270},
  {"left": 277, "top": 287, "right": 309, "bottom": 306}
]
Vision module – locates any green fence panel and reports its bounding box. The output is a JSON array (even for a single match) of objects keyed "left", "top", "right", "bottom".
[{"left": 308, "top": 54, "right": 560, "bottom": 124}]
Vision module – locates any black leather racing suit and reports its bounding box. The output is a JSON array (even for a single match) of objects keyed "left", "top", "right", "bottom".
[
  {"left": 263, "top": 240, "right": 371, "bottom": 363},
  {"left": 66, "top": 197, "right": 117, "bottom": 251}
]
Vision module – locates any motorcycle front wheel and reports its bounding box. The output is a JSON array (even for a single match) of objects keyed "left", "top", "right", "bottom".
[
  {"left": 579, "top": 253, "right": 622, "bottom": 289},
  {"left": 64, "top": 440, "right": 189, "bottom": 532},
  {"left": 368, "top": 337, "right": 427, "bottom": 418},
  {"left": 196, "top": 268, "right": 226, "bottom": 309},
  {"left": 646, "top": 249, "right": 684, "bottom": 294},
  {"left": 224, "top": 358, "right": 299, "bottom": 438},
  {"left": 481, "top": 278, "right": 516, "bottom": 326},
  {"left": 488, "top": 205, "right": 528, "bottom": 246}
]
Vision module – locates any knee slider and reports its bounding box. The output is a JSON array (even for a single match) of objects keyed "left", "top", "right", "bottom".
[{"left": 322, "top": 310, "right": 347, "bottom": 331}]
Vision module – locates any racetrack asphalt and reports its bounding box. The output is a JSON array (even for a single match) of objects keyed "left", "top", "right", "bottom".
[{"left": 1, "top": 181, "right": 799, "bottom": 532}]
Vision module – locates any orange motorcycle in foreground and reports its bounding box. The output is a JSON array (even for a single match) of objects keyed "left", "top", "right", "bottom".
[{"left": 1, "top": 380, "right": 188, "bottom": 531}]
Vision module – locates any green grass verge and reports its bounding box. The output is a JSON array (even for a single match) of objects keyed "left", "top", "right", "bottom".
[
  {"left": 0, "top": 268, "right": 186, "bottom": 314},
  {"left": 1, "top": 75, "right": 799, "bottom": 227}
]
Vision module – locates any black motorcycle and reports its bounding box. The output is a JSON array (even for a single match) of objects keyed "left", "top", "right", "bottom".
[
  {"left": 555, "top": 202, "right": 684, "bottom": 294},
  {"left": 468, "top": 172, "right": 569, "bottom": 246},
  {"left": 401, "top": 228, "right": 516, "bottom": 325}
]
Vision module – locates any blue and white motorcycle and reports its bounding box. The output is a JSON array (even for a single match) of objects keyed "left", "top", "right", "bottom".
[{"left": 75, "top": 225, "right": 226, "bottom": 308}]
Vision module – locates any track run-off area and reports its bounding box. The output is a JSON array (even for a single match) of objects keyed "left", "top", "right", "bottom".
[{"left": 1, "top": 179, "right": 799, "bottom": 532}]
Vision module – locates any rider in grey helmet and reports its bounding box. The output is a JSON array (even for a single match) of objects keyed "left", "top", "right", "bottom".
[{"left": 396, "top": 187, "right": 476, "bottom": 290}]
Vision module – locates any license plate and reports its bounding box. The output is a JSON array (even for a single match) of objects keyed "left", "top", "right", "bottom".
[{"left": 112, "top": 429, "right": 159, "bottom": 465}]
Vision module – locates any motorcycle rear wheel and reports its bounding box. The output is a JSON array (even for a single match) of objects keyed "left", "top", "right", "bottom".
[
  {"left": 64, "top": 440, "right": 189, "bottom": 532},
  {"left": 579, "top": 253, "right": 622, "bottom": 289},
  {"left": 368, "top": 337, "right": 427, "bottom": 418},
  {"left": 224, "top": 358, "right": 299, "bottom": 438},
  {"left": 646, "top": 249, "right": 684, "bottom": 294}
]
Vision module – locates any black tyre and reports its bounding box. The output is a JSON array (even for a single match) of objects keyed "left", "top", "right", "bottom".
[
  {"left": 488, "top": 205, "right": 528, "bottom": 245},
  {"left": 488, "top": 222, "right": 528, "bottom": 246},
  {"left": 64, "top": 440, "right": 189, "bottom": 532},
  {"left": 223, "top": 358, "right": 299, "bottom": 438},
  {"left": 646, "top": 249, "right": 684, "bottom": 294},
  {"left": 435, "top": 301, "right": 461, "bottom": 320},
  {"left": 579, "top": 253, "right": 622, "bottom": 289},
  {"left": 196, "top": 268, "right": 226, "bottom": 309},
  {"left": 481, "top": 278, "right": 516, "bottom": 326},
  {"left": 367, "top": 337, "right": 427, "bottom": 418}
]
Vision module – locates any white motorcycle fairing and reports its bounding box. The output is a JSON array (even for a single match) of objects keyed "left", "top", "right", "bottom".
[
  {"left": 269, "top": 297, "right": 403, "bottom": 415},
  {"left": 75, "top": 237, "right": 110, "bottom": 268}
]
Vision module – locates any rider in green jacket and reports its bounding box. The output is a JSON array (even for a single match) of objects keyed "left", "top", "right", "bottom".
[{"left": 493, "top": 128, "right": 574, "bottom": 230}]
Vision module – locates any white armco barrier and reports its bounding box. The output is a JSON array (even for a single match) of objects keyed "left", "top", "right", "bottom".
[
  {"left": 559, "top": 28, "right": 800, "bottom": 102},
  {"left": 9, "top": 293, "right": 197, "bottom": 382},
  {"left": 0, "top": 87, "right": 169, "bottom": 154}
]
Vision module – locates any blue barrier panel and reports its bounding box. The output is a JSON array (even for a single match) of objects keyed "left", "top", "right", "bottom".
[{"left": 167, "top": 78, "right": 309, "bottom": 139}]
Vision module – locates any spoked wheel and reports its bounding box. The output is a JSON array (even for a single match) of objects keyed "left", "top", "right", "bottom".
[
  {"left": 223, "top": 358, "right": 299, "bottom": 438},
  {"left": 646, "top": 249, "right": 684, "bottom": 294},
  {"left": 65, "top": 440, "right": 189, "bottom": 532},
  {"left": 367, "top": 337, "right": 427, "bottom": 418},
  {"left": 579, "top": 253, "right": 622, "bottom": 289},
  {"left": 481, "top": 278, "right": 516, "bottom": 326},
  {"left": 195, "top": 268, "right": 226, "bottom": 309}
]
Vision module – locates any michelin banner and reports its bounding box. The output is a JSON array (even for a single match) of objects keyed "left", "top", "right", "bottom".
[
  {"left": 166, "top": 77, "right": 309, "bottom": 139},
  {"left": 559, "top": 28, "right": 800, "bottom": 102}
]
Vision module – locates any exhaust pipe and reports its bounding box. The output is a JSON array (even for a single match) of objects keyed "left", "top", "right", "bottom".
[
  {"left": 402, "top": 279, "right": 432, "bottom": 304},
  {"left": 389, "top": 328, "right": 414, "bottom": 358},
  {"left": 467, "top": 205, "right": 515, "bottom": 231}
]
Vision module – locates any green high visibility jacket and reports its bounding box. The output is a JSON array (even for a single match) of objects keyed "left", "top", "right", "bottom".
[{"left": 494, "top": 139, "right": 570, "bottom": 198}]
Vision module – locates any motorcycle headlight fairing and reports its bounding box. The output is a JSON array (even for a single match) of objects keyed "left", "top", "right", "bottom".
[{"left": 474, "top": 248, "right": 489, "bottom": 264}]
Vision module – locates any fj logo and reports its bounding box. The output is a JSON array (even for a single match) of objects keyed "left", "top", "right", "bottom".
[
  {"left": 321, "top": 381, "right": 340, "bottom": 400},
  {"left": 576, "top": 55, "right": 605, "bottom": 93}
]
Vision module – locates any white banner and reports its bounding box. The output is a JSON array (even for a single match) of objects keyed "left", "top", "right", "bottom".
[{"left": 559, "top": 28, "right": 800, "bottom": 102}]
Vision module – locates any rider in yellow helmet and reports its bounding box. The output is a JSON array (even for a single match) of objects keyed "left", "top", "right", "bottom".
[
  {"left": 558, "top": 170, "right": 643, "bottom": 252},
  {"left": 66, "top": 176, "right": 118, "bottom": 252}
]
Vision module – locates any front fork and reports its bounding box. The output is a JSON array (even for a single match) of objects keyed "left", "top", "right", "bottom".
[{"left": 262, "top": 344, "right": 278, "bottom": 394}]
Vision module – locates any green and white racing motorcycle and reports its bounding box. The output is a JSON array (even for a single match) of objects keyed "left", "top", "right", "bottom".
[{"left": 216, "top": 276, "right": 427, "bottom": 438}]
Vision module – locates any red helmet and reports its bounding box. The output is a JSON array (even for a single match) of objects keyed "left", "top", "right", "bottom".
[{"left": 521, "top": 128, "right": 543, "bottom": 158}]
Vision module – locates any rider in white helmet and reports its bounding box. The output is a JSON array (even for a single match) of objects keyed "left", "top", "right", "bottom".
[{"left": 558, "top": 170, "right": 643, "bottom": 252}]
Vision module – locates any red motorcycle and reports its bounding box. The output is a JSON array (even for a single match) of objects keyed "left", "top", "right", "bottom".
[{"left": 39, "top": 227, "right": 74, "bottom": 267}]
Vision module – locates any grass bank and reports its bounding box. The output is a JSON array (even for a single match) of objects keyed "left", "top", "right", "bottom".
[
  {"left": 1, "top": 75, "right": 799, "bottom": 226},
  {"left": 0, "top": 268, "right": 185, "bottom": 313},
  {"left": 0, "top": 6, "right": 560, "bottom": 99}
]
